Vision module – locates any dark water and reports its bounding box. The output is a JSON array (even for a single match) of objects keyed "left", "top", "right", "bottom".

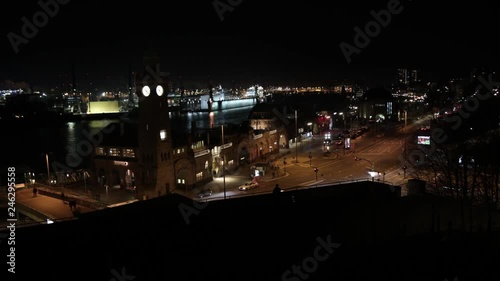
[{"left": 0, "top": 106, "right": 252, "bottom": 182}]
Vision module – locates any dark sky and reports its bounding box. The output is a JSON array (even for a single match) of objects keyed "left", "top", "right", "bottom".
[{"left": 1, "top": 0, "right": 498, "bottom": 90}]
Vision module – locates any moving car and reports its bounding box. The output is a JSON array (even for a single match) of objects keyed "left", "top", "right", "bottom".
[
  {"left": 197, "top": 189, "right": 213, "bottom": 198},
  {"left": 238, "top": 181, "right": 259, "bottom": 191}
]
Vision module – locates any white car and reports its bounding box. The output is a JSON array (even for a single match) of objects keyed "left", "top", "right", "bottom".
[{"left": 238, "top": 181, "right": 259, "bottom": 191}]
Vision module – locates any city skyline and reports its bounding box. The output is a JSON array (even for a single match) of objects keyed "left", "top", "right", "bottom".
[{"left": 1, "top": 1, "right": 499, "bottom": 89}]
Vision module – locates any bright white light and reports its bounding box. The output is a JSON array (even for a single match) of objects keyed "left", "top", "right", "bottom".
[
  {"left": 47, "top": 219, "right": 54, "bottom": 224},
  {"left": 368, "top": 171, "right": 378, "bottom": 178},
  {"left": 160, "top": 130, "right": 167, "bottom": 141},
  {"left": 156, "top": 85, "right": 164, "bottom": 96}
]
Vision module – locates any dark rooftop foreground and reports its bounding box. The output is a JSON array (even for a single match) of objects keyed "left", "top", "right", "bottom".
[{"left": 5, "top": 182, "right": 500, "bottom": 281}]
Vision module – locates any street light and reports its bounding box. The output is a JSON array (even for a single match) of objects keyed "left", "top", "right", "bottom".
[
  {"left": 222, "top": 124, "right": 226, "bottom": 200},
  {"left": 308, "top": 151, "right": 312, "bottom": 167},
  {"left": 368, "top": 171, "right": 378, "bottom": 181},
  {"left": 339, "top": 112, "right": 345, "bottom": 129},
  {"left": 283, "top": 157, "right": 287, "bottom": 174},
  {"left": 83, "top": 170, "right": 88, "bottom": 193},
  {"left": 355, "top": 157, "right": 375, "bottom": 170},
  {"left": 314, "top": 167, "right": 319, "bottom": 182},
  {"left": 45, "top": 153, "right": 50, "bottom": 184},
  {"left": 295, "top": 110, "right": 298, "bottom": 163},
  {"left": 355, "top": 157, "right": 376, "bottom": 180}
]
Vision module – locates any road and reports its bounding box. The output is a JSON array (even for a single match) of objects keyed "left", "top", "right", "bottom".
[
  {"left": 195, "top": 118, "right": 431, "bottom": 201},
  {"left": 0, "top": 115, "right": 432, "bottom": 222}
]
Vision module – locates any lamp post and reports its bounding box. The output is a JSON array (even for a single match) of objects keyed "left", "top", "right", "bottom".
[
  {"left": 355, "top": 157, "right": 376, "bottom": 180},
  {"left": 340, "top": 112, "right": 345, "bottom": 129},
  {"left": 45, "top": 153, "right": 50, "bottom": 184},
  {"left": 222, "top": 124, "right": 226, "bottom": 200},
  {"left": 83, "top": 170, "right": 88, "bottom": 193},
  {"left": 309, "top": 151, "right": 312, "bottom": 167},
  {"left": 295, "top": 110, "right": 298, "bottom": 163},
  {"left": 283, "top": 157, "right": 287, "bottom": 174},
  {"left": 314, "top": 167, "right": 318, "bottom": 181}
]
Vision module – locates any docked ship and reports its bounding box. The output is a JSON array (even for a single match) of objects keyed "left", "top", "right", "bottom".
[{"left": 178, "top": 86, "right": 263, "bottom": 113}]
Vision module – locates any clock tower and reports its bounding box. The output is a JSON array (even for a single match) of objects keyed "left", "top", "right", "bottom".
[{"left": 136, "top": 47, "right": 175, "bottom": 198}]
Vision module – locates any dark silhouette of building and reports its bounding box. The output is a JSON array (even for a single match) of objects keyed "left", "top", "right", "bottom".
[
  {"left": 9, "top": 181, "right": 500, "bottom": 281},
  {"left": 358, "top": 87, "right": 398, "bottom": 121}
]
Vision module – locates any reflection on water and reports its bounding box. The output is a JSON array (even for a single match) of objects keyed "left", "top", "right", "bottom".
[
  {"left": 170, "top": 106, "right": 253, "bottom": 132},
  {"left": 2, "top": 107, "right": 252, "bottom": 176}
]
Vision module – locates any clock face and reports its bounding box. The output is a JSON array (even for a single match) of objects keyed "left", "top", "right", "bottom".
[
  {"left": 156, "top": 85, "right": 164, "bottom": 96},
  {"left": 142, "top": 85, "right": 151, "bottom": 97}
]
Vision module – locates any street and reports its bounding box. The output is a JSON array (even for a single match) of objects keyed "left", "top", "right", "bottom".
[{"left": 194, "top": 119, "right": 428, "bottom": 201}]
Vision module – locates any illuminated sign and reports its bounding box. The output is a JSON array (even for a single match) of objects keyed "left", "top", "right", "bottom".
[
  {"left": 194, "top": 149, "right": 210, "bottom": 158},
  {"left": 220, "top": 142, "right": 233, "bottom": 149},
  {"left": 345, "top": 138, "right": 351, "bottom": 149},
  {"left": 113, "top": 161, "right": 129, "bottom": 166},
  {"left": 160, "top": 130, "right": 167, "bottom": 141},
  {"left": 417, "top": 136, "right": 430, "bottom": 145}
]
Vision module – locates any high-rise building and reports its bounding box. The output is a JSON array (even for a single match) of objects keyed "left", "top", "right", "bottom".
[
  {"left": 410, "top": 70, "right": 418, "bottom": 83},
  {"left": 398, "top": 69, "right": 408, "bottom": 84},
  {"left": 398, "top": 69, "right": 419, "bottom": 85}
]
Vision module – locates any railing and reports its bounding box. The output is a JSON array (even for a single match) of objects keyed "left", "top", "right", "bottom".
[
  {"left": 195, "top": 177, "right": 396, "bottom": 202},
  {"left": 0, "top": 216, "right": 77, "bottom": 231},
  {"left": 34, "top": 183, "right": 109, "bottom": 210}
]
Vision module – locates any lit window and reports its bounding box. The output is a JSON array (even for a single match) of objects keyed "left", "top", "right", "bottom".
[
  {"left": 95, "top": 147, "right": 105, "bottom": 156},
  {"left": 160, "top": 130, "right": 167, "bottom": 141},
  {"left": 196, "top": 172, "right": 203, "bottom": 181},
  {"left": 123, "top": 149, "right": 136, "bottom": 158},
  {"left": 205, "top": 161, "right": 209, "bottom": 169},
  {"left": 109, "top": 148, "right": 121, "bottom": 157}
]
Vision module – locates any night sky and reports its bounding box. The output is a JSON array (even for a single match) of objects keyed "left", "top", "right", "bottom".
[{"left": 0, "top": 0, "right": 498, "bottom": 90}]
